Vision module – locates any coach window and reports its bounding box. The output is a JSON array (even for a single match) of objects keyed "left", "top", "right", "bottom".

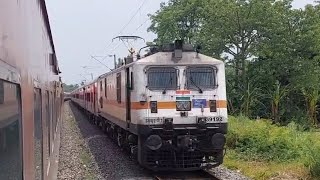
[
  {"left": 34, "top": 89, "right": 43, "bottom": 180},
  {"left": 53, "top": 93, "right": 57, "bottom": 137},
  {"left": 104, "top": 78, "right": 107, "bottom": 98},
  {"left": 100, "top": 81, "right": 103, "bottom": 92},
  {"left": 0, "top": 80, "right": 23, "bottom": 180},
  {"left": 147, "top": 67, "right": 178, "bottom": 90},
  {"left": 0, "top": 81, "right": 3, "bottom": 104},
  {"left": 116, "top": 73, "right": 121, "bottom": 103},
  {"left": 45, "top": 91, "right": 51, "bottom": 157}
]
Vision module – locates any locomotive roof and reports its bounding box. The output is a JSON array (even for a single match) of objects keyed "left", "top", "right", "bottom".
[
  {"left": 136, "top": 51, "right": 224, "bottom": 65},
  {"left": 71, "top": 52, "right": 224, "bottom": 93}
]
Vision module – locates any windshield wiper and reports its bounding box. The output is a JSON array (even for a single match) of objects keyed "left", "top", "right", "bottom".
[
  {"left": 162, "top": 77, "right": 173, "bottom": 94},
  {"left": 190, "top": 76, "right": 203, "bottom": 93}
]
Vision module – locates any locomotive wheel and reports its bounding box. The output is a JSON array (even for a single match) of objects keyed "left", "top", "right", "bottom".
[
  {"left": 89, "top": 117, "right": 94, "bottom": 124},
  {"left": 215, "top": 150, "right": 224, "bottom": 164},
  {"left": 101, "top": 122, "right": 106, "bottom": 132},
  {"left": 106, "top": 125, "right": 112, "bottom": 137},
  {"left": 117, "top": 131, "right": 124, "bottom": 147},
  {"left": 90, "top": 115, "right": 94, "bottom": 124}
]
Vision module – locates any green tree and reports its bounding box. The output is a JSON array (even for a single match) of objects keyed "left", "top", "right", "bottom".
[
  {"left": 63, "top": 83, "right": 79, "bottom": 92},
  {"left": 149, "top": 0, "right": 320, "bottom": 126}
]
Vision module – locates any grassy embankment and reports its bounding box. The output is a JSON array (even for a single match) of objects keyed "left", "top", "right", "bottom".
[{"left": 224, "top": 116, "right": 320, "bottom": 179}]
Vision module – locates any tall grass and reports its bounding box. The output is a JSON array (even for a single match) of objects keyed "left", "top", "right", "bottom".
[{"left": 226, "top": 116, "right": 320, "bottom": 177}]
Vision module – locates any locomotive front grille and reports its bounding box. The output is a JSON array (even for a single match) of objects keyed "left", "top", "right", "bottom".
[{"left": 145, "top": 147, "right": 204, "bottom": 170}]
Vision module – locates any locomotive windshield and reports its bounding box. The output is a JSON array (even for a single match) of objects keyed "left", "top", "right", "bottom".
[
  {"left": 186, "top": 67, "right": 216, "bottom": 90},
  {"left": 147, "top": 67, "right": 177, "bottom": 90}
]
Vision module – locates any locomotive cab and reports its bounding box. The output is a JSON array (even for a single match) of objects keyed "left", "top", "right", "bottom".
[{"left": 130, "top": 42, "right": 228, "bottom": 171}]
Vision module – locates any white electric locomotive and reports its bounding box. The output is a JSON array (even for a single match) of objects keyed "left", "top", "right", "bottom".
[{"left": 71, "top": 41, "right": 228, "bottom": 171}]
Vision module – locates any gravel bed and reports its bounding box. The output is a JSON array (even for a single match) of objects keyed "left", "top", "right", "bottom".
[
  {"left": 208, "top": 166, "right": 251, "bottom": 180},
  {"left": 58, "top": 102, "right": 152, "bottom": 180}
]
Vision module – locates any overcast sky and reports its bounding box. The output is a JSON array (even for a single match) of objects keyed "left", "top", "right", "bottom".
[{"left": 46, "top": 0, "right": 316, "bottom": 85}]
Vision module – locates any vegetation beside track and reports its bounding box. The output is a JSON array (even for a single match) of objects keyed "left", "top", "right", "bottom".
[
  {"left": 225, "top": 116, "right": 320, "bottom": 179},
  {"left": 150, "top": 0, "right": 320, "bottom": 127}
]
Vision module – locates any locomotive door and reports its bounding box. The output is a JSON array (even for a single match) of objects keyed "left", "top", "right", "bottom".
[{"left": 126, "top": 68, "right": 131, "bottom": 128}]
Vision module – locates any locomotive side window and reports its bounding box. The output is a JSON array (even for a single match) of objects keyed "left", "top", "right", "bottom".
[
  {"left": 147, "top": 67, "right": 177, "bottom": 90},
  {"left": 0, "top": 80, "right": 23, "bottom": 180},
  {"left": 130, "top": 72, "right": 134, "bottom": 90},
  {"left": 186, "top": 67, "right": 216, "bottom": 90},
  {"left": 116, "top": 73, "right": 121, "bottom": 103},
  {"left": 34, "top": 88, "right": 43, "bottom": 180}
]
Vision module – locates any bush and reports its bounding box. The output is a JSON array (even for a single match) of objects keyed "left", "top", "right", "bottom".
[
  {"left": 227, "top": 116, "right": 301, "bottom": 161},
  {"left": 226, "top": 116, "right": 320, "bottom": 177},
  {"left": 303, "top": 138, "right": 320, "bottom": 177}
]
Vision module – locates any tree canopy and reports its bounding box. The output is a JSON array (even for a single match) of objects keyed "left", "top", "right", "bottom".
[
  {"left": 149, "top": 0, "right": 320, "bottom": 127},
  {"left": 63, "top": 83, "right": 79, "bottom": 93}
]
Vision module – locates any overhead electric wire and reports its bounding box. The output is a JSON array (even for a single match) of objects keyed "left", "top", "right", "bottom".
[
  {"left": 133, "top": 18, "right": 149, "bottom": 34},
  {"left": 117, "top": 0, "right": 149, "bottom": 35},
  {"left": 90, "top": 55, "right": 113, "bottom": 71},
  {"left": 105, "top": 0, "right": 149, "bottom": 53}
]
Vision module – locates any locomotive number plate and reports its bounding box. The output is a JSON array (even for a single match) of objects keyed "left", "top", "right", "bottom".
[
  {"left": 145, "top": 118, "right": 164, "bottom": 124},
  {"left": 205, "top": 116, "right": 223, "bottom": 122}
]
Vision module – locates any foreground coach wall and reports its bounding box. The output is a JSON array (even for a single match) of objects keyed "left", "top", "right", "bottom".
[{"left": 0, "top": 1, "right": 63, "bottom": 180}]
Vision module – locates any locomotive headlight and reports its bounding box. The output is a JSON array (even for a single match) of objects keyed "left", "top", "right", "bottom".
[
  {"left": 145, "top": 135, "right": 162, "bottom": 150},
  {"left": 211, "top": 133, "right": 226, "bottom": 150},
  {"left": 176, "top": 101, "right": 191, "bottom": 111}
]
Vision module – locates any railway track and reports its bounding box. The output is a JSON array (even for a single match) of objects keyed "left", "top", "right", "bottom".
[{"left": 153, "top": 170, "right": 219, "bottom": 180}]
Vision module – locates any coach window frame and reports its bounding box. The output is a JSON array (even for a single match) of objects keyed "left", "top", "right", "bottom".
[
  {"left": 33, "top": 88, "right": 44, "bottom": 180},
  {"left": 0, "top": 79, "right": 23, "bottom": 180},
  {"left": 0, "top": 81, "right": 4, "bottom": 104},
  {"left": 100, "top": 81, "right": 103, "bottom": 92},
  {"left": 104, "top": 78, "right": 107, "bottom": 98}
]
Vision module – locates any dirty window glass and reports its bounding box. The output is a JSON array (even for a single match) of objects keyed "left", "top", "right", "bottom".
[
  {"left": 147, "top": 67, "right": 177, "bottom": 90},
  {"left": 0, "top": 80, "right": 22, "bottom": 180},
  {"left": 34, "top": 88, "right": 43, "bottom": 180},
  {"left": 186, "top": 67, "right": 216, "bottom": 90}
]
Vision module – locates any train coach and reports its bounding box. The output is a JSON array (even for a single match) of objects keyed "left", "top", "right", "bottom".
[
  {"left": 71, "top": 41, "right": 227, "bottom": 171},
  {"left": 0, "top": 1, "right": 63, "bottom": 179}
]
